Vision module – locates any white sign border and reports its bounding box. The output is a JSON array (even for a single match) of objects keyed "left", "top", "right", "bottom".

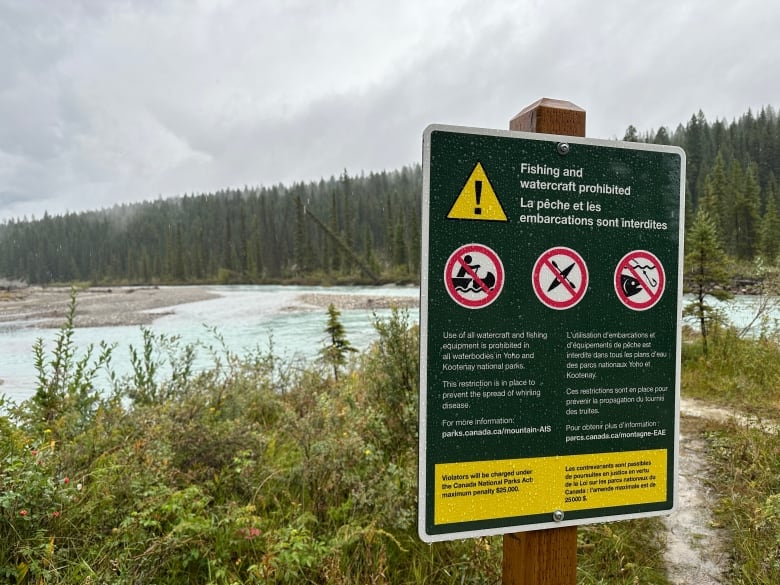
[{"left": 419, "top": 124, "right": 686, "bottom": 543}]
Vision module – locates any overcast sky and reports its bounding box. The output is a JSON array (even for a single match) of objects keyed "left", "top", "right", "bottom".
[{"left": 1, "top": 0, "right": 779, "bottom": 222}]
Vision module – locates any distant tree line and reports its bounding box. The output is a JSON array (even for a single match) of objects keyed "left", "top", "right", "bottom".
[
  {"left": 2, "top": 105, "right": 780, "bottom": 286},
  {"left": 0, "top": 167, "right": 422, "bottom": 285},
  {"left": 624, "top": 105, "right": 780, "bottom": 264}
]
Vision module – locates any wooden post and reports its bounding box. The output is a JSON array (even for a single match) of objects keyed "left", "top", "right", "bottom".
[
  {"left": 503, "top": 529, "right": 578, "bottom": 585},
  {"left": 502, "top": 97, "right": 586, "bottom": 585},
  {"left": 509, "top": 98, "right": 586, "bottom": 136}
]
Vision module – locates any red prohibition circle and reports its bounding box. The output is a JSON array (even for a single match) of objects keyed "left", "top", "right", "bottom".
[
  {"left": 443, "top": 243, "right": 504, "bottom": 309},
  {"left": 614, "top": 250, "right": 666, "bottom": 311},
  {"left": 532, "top": 247, "right": 588, "bottom": 310}
]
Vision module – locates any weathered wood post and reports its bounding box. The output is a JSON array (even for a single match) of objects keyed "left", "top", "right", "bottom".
[
  {"left": 509, "top": 98, "right": 586, "bottom": 137},
  {"left": 502, "top": 97, "right": 586, "bottom": 585}
]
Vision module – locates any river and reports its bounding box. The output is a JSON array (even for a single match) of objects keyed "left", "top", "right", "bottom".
[
  {"left": 0, "top": 285, "right": 420, "bottom": 404},
  {"left": 1, "top": 287, "right": 777, "bottom": 406}
]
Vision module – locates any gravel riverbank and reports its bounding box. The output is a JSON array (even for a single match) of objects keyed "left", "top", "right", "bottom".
[
  {"left": 0, "top": 286, "right": 420, "bottom": 329},
  {"left": 0, "top": 286, "right": 221, "bottom": 329}
]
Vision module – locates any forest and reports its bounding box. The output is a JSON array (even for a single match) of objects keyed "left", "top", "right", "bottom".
[
  {"left": 0, "top": 167, "right": 422, "bottom": 286},
  {"left": 1, "top": 105, "right": 779, "bottom": 285}
]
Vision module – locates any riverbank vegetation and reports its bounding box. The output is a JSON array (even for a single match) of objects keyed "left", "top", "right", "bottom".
[
  {"left": 1, "top": 295, "right": 669, "bottom": 584},
  {"left": 2, "top": 288, "right": 780, "bottom": 582}
]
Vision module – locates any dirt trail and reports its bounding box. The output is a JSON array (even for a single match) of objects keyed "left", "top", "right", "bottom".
[
  {"left": 664, "top": 398, "right": 777, "bottom": 584},
  {"left": 681, "top": 397, "right": 777, "bottom": 434},
  {"left": 663, "top": 421, "right": 728, "bottom": 584}
]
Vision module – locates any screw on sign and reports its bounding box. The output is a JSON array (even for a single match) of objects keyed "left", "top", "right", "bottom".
[
  {"left": 532, "top": 247, "right": 588, "bottom": 310},
  {"left": 614, "top": 250, "right": 666, "bottom": 310},
  {"left": 444, "top": 243, "right": 504, "bottom": 309}
]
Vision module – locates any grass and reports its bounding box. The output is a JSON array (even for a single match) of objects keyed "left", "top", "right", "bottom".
[
  {"left": 682, "top": 325, "right": 780, "bottom": 584},
  {"left": 706, "top": 421, "right": 780, "bottom": 584},
  {"left": 578, "top": 518, "right": 668, "bottom": 584},
  {"left": 683, "top": 325, "right": 780, "bottom": 420}
]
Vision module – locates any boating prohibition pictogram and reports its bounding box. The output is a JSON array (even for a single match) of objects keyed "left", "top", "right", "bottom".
[
  {"left": 532, "top": 247, "right": 588, "bottom": 310},
  {"left": 614, "top": 250, "right": 665, "bottom": 311},
  {"left": 444, "top": 243, "right": 504, "bottom": 309}
]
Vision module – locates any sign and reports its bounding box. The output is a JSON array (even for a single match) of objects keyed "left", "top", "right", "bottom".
[
  {"left": 532, "top": 247, "right": 588, "bottom": 310},
  {"left": 419, "top": 125, "right": 685, "bottom": 542},
  {"left": 614, "top": 250, "right": 666, "bottom": 311},
  {"left": 444, "top": 243, "right": 505, "bottom": 309},
  {"left": 447, "top": 162, "right": 508, "bottom": 221}
]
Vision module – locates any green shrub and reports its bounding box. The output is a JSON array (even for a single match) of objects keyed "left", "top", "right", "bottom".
[
  {"left": 0, "top": 301, "right": 669, "bottom": 583},
  {"left": 20, "top": 288, "right": 115, "bottom": 440}
]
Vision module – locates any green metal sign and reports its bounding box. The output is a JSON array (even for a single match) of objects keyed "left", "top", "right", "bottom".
[{"left": 418, "top": 125, "right": 685, "bottom": 542}]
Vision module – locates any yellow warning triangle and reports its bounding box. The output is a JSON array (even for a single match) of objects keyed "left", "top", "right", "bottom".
[{"left": 447, "top": 162, "right": 507, "bottom": 221}]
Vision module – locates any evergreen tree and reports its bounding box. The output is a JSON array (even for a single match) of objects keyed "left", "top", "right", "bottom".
[
  {"left": 720, "top": 159, "right": 745, "bottom": 256},
  {"left": 340, "top": 170, "right": 356, "bottom": 274},
  {"left": 364, "top": 226, "right": 380, "bottom": 275},
  {"left": 384, "top": 191, "right": 395, "bottom": 267},
  {"left": 392, "top": 217, "right": 408, "bottom": 272},
  {"left": 319, "top": 303, "right": 356, "bottom": 380},
  {"left": 735, "top": 163, "right": 761, "bottom": 260},
  {"left": 293, "top": 196, "right": 307, "bottom": 274},
  {"left": 759, "top": 191, "right": 780, "bottom": 263},
  {"left": 683, "top": 110, "right": 710, "bottom": 207},
  {"left": 700, "top": 151, "right": 728, "bottom": 235},
  {"left": 223, "top": 216, "right": 234, "bottom": 271},
  {"left": 623, "top": 125, "right": 639, "bottom": 142},
  {"left": 247, "top": 215, "right": 263, "bottom": 278},
  {"left": 329, "top": 190, "right": 341, "bottom": 274},
  {"left": 172, "top": 225, "right": 186, "bottom": 281},
  {"left": 683, "top": 209, "right": 733, "bottom": 354},
  {"left": 237, "top": 207, "right": 248, "bottom": 274},
  {"left": 408, "top": 212, "right": 421, "bottom": 275},
  {"left": 653, "top": 126, "right": 670, "bottom": 145}
]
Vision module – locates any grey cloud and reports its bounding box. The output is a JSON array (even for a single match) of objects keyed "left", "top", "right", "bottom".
[{"left": 2, "top": 0, "right": 780, "bottom": 221}]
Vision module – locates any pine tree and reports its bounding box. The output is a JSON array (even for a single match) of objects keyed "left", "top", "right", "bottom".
[
  {"left": 623, "top": 125, "right": 639, "bottom": 142},
  {"left": 653, "top": 126, "right": 670, "bottom": 145},
  {"left": 319, "top": 303, "right": 356, "bottom": 380},
  {"left": 237, "top": 207, "right": 248, "bottom": 274},
  {"left": 223, "top": 215, "right": 234, "bottom": 271},
  {"left": 683, "top": 209, "right": 733, "bottom": 354},
  {"left": 735, "top": 163, "right": 761, "bottom": 260},
  {"left": 759, "top": 191, "right": 780, "bottom": 263},
  {"left": 364, "top": 226, "right": 380, "bottom": 275},
  {"left": 392, "top": 216, "right": 408, "bottom": 272},
  {"left": 683, "top": 110, "right": 711, "bottom": 208},
  {"left": 700, "top": 151, "right": 729, "bottom": 236},
  {"left": 329, "top": 191, "right": 341, "bottom": 274},
  {"left": 340, "top": 170, "right": 356, "bottom": 274},
  {"left": 293, "top": 196, "right": 307, "bottom": 274},
  {"left": 172, "top": 225, "right": 186, "bottom": 281},
  {"left": 720, "top": 159, "right": 745, "bottom": 256}
]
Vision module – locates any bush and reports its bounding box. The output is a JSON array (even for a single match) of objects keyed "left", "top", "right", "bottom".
[{"left": 0, "top": 301, "right": 666, "bottom": 583}]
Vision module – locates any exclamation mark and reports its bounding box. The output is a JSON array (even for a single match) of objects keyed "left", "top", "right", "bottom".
[{"left": 474, "top": 180, "right": 482, "bottom": 215}]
